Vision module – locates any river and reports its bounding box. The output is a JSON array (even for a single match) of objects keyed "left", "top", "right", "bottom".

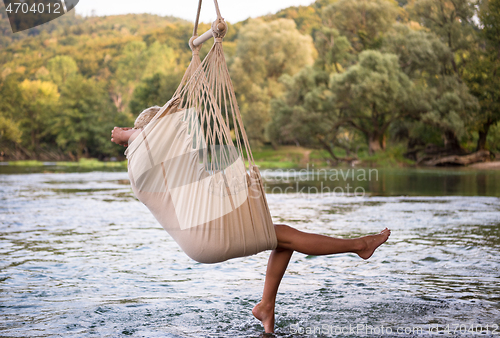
[{"left": 0, "top": 166, "right": 499, "bottom": 337}]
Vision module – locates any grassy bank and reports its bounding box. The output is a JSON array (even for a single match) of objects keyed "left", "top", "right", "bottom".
[
  {"left": 4, "top": 158, "right": 128, "bottom": 169},
  {"left": 250, "top": 145, "right": 415, "bottom": 169},
  {"left": 2, "top": 146, "right": 416, "bottom": 170}
]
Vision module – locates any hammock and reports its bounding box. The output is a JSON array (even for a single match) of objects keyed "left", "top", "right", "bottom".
[{"left": 124, "top": 0, "right": 277, "bottom": 263}]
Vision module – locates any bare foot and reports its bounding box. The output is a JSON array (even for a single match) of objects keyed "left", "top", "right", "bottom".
[
  {"left": 252, "top": 301, "right": 275, "bottom": 333},
  {"left": 356, "top": 228, "right": 391, "bottom": 260},
  {"left": 111, "top": 127, "right": 135, "bottom": 147}
]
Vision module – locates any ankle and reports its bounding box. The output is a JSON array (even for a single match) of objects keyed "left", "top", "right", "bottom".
[
  {"left": 256, "top": 300, "right": 274, "bottom": 312},
  {"left": 354, "top": 238, "right": 367, "bottom": 253}
]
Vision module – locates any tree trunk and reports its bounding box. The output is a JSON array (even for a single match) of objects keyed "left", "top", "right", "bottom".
[
  {"left": 368, "top": 134, "right": 382, "bottom": 155},
  {"left": 111, "top": 92, "right": 123, "bottom": 112},
  {"left": 476, "top": 120, "right": 493, "bottom": 151},
  {"left": 31, "top": 129, "right": 38, "bottom": 159},
  {"left": 31, "top": 129, "right": 36, "bottom": 150},
  {"left": 443, "top": 130, "right": 464, "bottom": 154},
  {"left": 316, "top": 136, "right": 338, "bottom": 161},
  {"left": 422, "top": 150, "right": 490, "bottom": 166}
]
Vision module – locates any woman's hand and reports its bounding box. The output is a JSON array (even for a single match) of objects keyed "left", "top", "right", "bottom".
[{"left": 111, "top": 127, "right": 133, "bottom": 147}]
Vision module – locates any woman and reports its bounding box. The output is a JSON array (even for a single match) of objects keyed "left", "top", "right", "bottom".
[{"left": 111, "top": 123, "right": 390, "bottom": 333}]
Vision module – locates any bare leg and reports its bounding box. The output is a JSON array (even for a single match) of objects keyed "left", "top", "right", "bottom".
[
  {"left": 253, "top": 225, "right": 390, "bottom": 333},
  {"left": 274, "top": 224, "right": 390, "bottom": 259},
  {"left": 252, "top": 248, "right": 293, "bottom": 333}
]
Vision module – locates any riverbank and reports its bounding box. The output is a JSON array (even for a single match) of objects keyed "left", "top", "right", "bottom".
[
  {"left": 2, "top": 146, "right": 498, "bottom": 170},
  {"left": 0, "top": 158, "right": 127, "bottom": 174},
  {"left": 468, "top": 161, "right": 500, "bottom": 170},
  {"left": 251, "top": 145, "right": 415, "bottom": 168}
]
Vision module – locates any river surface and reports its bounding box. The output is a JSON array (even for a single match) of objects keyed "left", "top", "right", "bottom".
[{"left": 0, "top": 167, "right": 499, "bottom": 337}]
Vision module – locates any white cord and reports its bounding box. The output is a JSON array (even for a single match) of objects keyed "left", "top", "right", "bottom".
[{"left": 60, "top": 0, "right": 68, "bottom": 13}]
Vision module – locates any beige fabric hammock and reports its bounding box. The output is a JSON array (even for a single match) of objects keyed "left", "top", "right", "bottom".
[{"left": 124, "top": 0, "right": 277, "bottom": 263}]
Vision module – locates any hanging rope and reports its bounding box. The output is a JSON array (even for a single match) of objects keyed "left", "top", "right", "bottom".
[
  {"left": 193, "top": 0, "right": 203, "bottom": 36},
  {"left": 192, "top": 0, "right": 225, "bottom": 42},
  {"left": 123, "top": 0, "right": 277, "bottom": 264},
  {"left": 213, "top": 0, "right": 222, "bottom": 19}
]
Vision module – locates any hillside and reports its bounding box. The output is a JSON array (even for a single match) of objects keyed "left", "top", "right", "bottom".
[
  {"left": 0, "top": 2, "right": 189, "bottom": 48},
  {"left": 0, "top": 0, "right": 498, "bottom": 165}
]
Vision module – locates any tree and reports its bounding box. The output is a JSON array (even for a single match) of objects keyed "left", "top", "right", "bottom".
[
  {"left": 481, "top": 0, "right": 500, "bottom": 55},
  {"left": 409, "top": 0, "right": 497, "bottom": 151},
  {"left": 462, "top": 53, "right": 500, "bottom": 151},
  {"left": 462, "top": 0, "right": 500, "bottom": 150},
  {"left": 0, "top": 115, "right": 22, "bottom": 146},
  {"left": 18, "top": 79, "right": 60, "bottom": 153},
  {"left": 408, "top": 0, "right": 476, "bottom": 76},
  {"left": 269, "top": 67, "right": 345, "bottom": 160},
  {"left": 51, "top": 76, "right": 122, "bottom": 159},
  {"left": 383, "top": 24, "right": 478, "bottom": 153},
  {"left": 314, "top": 27, "right": 353, "bottom": 73},
  {"left": 0, "top": 74, "right": 23, "bottom": 121},
  {"left": 330, "top": 51, "right": 414, "bottom": 154},
  {"left": 270, "top": 4, "right": 323, "bottom": 35},
  {"left": 0, "top": 74, "right": 24, "bottom": 155},
  {"left": 322, "top": 0, "right": 401, "bottom": 52},
  {"left": 382, "top": 24, "right": 452, "bottom": 78},
  {"left": 129, "top": 72, "right": 183, "bottom": 117},
  {"left": 110, "top": 40, "right": 177, "bottom": 113},
  {"left": 419, "top": 76, "right": 478, "bottom": 152},
  {"left": 46, "top": 55, "right": 79, "bottom": 86},
  {"left": 230, "top": 19, "right": 315, "bottom": 144}
]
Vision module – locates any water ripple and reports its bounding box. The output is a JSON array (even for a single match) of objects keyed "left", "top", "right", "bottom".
[{"left": 0, "top": 172, "right": 499, "bottom": 337}]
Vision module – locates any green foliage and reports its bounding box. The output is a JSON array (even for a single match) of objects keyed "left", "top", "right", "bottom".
[
  {"left": 405, "top": 120, "right": 444, "bottom": 146},
  {"left": 322, "top": 0, "right": 401, "bottom": 52},
  {"left": 331, "top": 51, "right": 413, "bottom": 154},
  {"left": 0, "top": 115, "right": 22, "bottom": 144},
  {"left": 462, "top": 0, "right": 500, "bottom": 150},
  {"left": 18, "top": 79, "right": 60, "bottom": 151},
  {"left": 408, "top": 0, "right": 477, "bottom": 77},
  {"left": 0, "top": 0, "right": 496, "bottom": 164},
  {"left": 129, "top": 72, "right": 183, "bottom": 116},
  {"left": 314, "top": 27, "right": 353, "bottom": 73},
  {"left": 230, "top": 18, "right": 315, "bottom": 145},
  {"left": 420, "top": 76, "right": 478, "bottom": 139},
  {"left": 359, "top": 143, "right": 416, "bottom": 167},
  {"left": 7, "top": 158, "right": 127, "bottom": 169},
  {"left": 46, "top": 55, "right": 79, "bottom": 85},
  {"left": 268, "top": 5, "right": 323, "bottom": 35},
  {"left": 382, "top": 24, "right": 452, "bottom": 78},
  {"left": 401, "top": 0, "right": 483, "bottom": 151},
  {"left": 0, "top": 74, "right": 23, "bottom": 151},
  {"left": 269, "top": 67, "right": 345, "bottom": 160},
  {"left": 382, "top": 23, "right": 479, "bottom": 152},
  {"left": 0, "top": 9, "right": 194, "bottom": 160},
  {"left": 250, "top": 145, "right": 312, "bottom": 169},
  {"left": 487, "top": 123, "right": 500, "bottom": 153},
  {"left": 110, "top": 40, "right": 177, "bottom": 113},
  {"left": 480, "top": 0, "right": 500, "bottom": 49},
  {"left": 51, "top": 75, "right": 123, "bottom": 158},
  {"left": 0, "top": 74, "right": 23, "bottom": 120}
]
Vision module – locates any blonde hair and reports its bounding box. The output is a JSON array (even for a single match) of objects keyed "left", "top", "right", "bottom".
[{"left": 134, "top": 106, "right": 162, "bottom": 129}]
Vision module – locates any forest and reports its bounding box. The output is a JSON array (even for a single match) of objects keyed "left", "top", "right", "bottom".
[{"left": 0, "top": 0, "right": 499, "bottom": 166}]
